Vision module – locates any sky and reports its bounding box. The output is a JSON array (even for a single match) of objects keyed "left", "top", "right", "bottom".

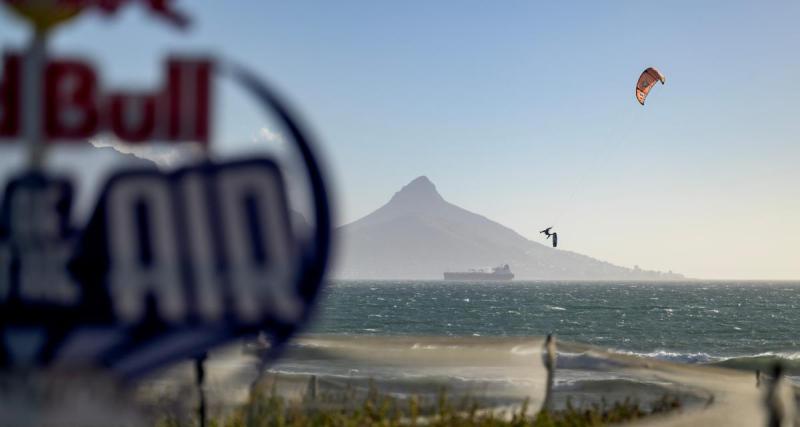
[{"left": 1, "top": 1, "right": 799, "bottom": 279}]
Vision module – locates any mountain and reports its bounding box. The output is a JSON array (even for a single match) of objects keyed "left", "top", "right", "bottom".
[
  {"left": 0, "top": 143, "right": 159, "bottom": 219},
  {"left": 332, "top": 176, "right": 683, "bottom": 280}
]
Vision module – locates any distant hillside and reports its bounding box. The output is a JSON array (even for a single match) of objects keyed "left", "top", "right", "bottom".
[
  {"left": 0, "top": 143, "right": 158, "bottom": 219},
  {"left": 332, "top": 176, "right": 683, "bottom": 280}
]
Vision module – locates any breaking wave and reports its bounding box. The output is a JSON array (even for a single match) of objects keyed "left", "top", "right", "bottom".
[{"left": 609, "top": 349, "right": 800, "bottom": 373}]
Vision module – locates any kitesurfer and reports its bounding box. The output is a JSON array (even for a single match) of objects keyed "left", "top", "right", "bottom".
[{"left": 540, "top": 227, "right": 558, "bottom": 248}]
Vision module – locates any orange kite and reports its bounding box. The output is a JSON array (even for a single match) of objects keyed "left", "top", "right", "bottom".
[{"left": 635, "top": 67, "right": 665, "bottom": 105}]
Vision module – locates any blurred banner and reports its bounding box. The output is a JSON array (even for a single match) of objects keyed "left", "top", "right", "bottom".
[
  {"left": 0, "top": 54, "right": 212, "bottom": 145},
  {"left": 0, "top": 0, "right": 332, "bottom": 381}
]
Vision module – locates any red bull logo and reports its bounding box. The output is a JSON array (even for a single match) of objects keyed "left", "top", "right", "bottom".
[{"left": 0, "top": 54, "right": 212, "bottom": 144}]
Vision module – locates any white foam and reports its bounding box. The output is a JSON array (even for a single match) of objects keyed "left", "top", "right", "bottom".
[
  {"left": 611, "top": 349, "right": 719, "bottom": 364},
  {"left": 510, "top": 345, "right": 540, "bottom": 356}
]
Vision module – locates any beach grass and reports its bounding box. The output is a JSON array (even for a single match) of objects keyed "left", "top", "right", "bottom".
[{"left": 154, "top": 383, "right": 682, "bottom": 427}]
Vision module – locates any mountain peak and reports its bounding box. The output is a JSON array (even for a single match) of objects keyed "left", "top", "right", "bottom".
[
  {"left": 404, "top": 176, "right": 436, "bottom": 192},
  {"left": 336, "top": 174, "right": 684, "bottom": 280},
  {"left": 388, "top": 176, "right": 444, "bottom": 206}
]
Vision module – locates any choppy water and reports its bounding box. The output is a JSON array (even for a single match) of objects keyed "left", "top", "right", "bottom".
[
  {"left": 309, "top": 281, "right": 800, "bottom": 369},
  {"left": 142, "top": 281, "right": 800, "bottom": 411}
]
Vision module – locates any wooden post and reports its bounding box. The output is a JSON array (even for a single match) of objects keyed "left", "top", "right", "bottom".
[
  {"left": 195, "top": 353, "right": 208, "bottom": 427},
  {"left": 763, "top": 362, "right": 797, "bottom": 427},
  {"left": 543, "top": 334, "right": 557, "bottom": 411},
  {"left": 305, "top": 375, "right": 318, "bottom": 402}
]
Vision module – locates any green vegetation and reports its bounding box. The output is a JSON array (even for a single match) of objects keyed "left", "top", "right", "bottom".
[{"left": 155, "top": 383, "right": 682, "bottom": 427}]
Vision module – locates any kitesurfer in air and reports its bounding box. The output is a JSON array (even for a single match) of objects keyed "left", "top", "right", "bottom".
[
  {"left": 533, "top": 67, "right": 665, "bottom": 252},
  {"left": 539, "top": 227, "right": 558, "bottom": 248}
]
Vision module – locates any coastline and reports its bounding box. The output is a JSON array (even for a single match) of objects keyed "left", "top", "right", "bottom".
[{"left": 134, "top": 335, "right": 797, "bottom": 425}]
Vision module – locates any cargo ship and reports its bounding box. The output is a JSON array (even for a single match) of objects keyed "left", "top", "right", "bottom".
[{"left": 443, "top": 264, "right": 514, "bottom": 281}]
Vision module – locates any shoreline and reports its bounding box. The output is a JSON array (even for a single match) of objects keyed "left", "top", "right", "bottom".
[{"left": 134, "top": 335, "right": 797, "bottom": 425}]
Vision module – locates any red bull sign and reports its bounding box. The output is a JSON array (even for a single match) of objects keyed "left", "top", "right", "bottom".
[
  {"left": 0, "top": 0, "right": 333, "bottom": 380},
  {"left": 0, "top": 54, "right": 212, "bottom": 144}
]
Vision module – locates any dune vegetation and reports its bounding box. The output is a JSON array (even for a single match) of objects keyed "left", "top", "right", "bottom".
[{"left": 155, "top": 385, "right": 682, "bottom": 427}]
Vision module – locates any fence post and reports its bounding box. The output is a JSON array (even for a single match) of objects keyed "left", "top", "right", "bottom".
[
  {"left": 195, "top": 353, "right": 208, "bottom": 427},
  {"left": 764, "top": 362, "right": 799, "bottom": 427},
  {"left": 542, "top": 334, "right": 557, "bottom": 411}
]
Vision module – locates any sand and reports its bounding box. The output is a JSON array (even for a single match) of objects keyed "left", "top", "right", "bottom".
[{"left": 132, "top": 335, "right": 797, "bottom": 426}]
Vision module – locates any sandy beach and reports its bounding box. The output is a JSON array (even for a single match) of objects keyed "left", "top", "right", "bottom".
[{"left": 131, "top": 335, "right": 798, "bottom": 425}]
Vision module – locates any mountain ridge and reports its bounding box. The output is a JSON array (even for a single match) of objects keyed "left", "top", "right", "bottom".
[{"left": 333, "top": 176, "right": 683, "bottom": 281}]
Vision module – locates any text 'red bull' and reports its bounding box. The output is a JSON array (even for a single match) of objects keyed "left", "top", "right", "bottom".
[{"left": 0, "top": 54, "right": 212, "bottom": 145}]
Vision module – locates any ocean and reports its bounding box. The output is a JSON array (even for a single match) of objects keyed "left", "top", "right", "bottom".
[
  {"left": 140, "top": 280, "right": 800, "bottom": 413},
  {"left": 309, "top": 280, "right": 800, "bottom": 371}
]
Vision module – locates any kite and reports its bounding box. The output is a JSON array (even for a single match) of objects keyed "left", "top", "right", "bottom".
[{"left": 636, "top": 67, "right": 665, "bottom": 105}]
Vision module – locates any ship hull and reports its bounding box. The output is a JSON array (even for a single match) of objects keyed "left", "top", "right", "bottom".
[{"left": 443, "top": 272, "right": 514, "bottom": 281}]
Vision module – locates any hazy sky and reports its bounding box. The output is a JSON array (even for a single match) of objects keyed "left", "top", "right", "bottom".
[{"left": 1, "top": 1, "right": 799, "bottom": 279}]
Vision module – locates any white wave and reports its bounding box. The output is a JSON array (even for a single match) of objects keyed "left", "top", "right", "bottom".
[
  {"left": 410, "top": 343, "right": 462, "bottom": 350},
  {"left": 611, "top": 349, "right": 720, "bottom": 364},
  {"left": 745, "top": 351, "right": 800, "bottom": 360},
  {"left": 609, "top": 349, "right": 800, "bottom": 365},
  {"left": 510, "top": 345, "right": 541, "bottom": 356}
]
